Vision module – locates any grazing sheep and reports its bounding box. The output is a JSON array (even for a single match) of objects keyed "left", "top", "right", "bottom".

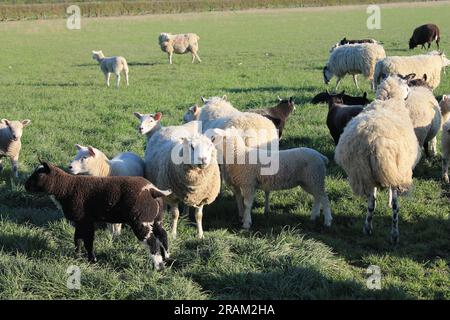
[
  {"left": 330, "top": 37, "right": 378, "bottom": 53},
  {"left": 158, "top": 33, "right": 201, "bottom": 64},
  {"left": 312, "top": 90, "right": 371, "bottom": 105},
  {"left": 144, "top": 121, "right": 220, "bottom": 239},
  {"left": 409, "top": 24, "right": 440, "bottom": 50},
  {"left": 92, "top": 50, "right": 129, "bottom": 87},
  {"left": 0, "top": 119, "right": 31, "bottom": 178},
  {"left": 442, "top": 120, "right": 450, "bottom": 183},
  {"left": 325, "top": 94, "right": 364, "bottom": 145},
  {"left": 210, "top": 127, "right": 332, "bottom": 229},
  {"left": 248, "top": 97, "right": 295, "bottom": 138},
  {"left": 373, "top": 51, "right": 450, "bottom": 90},
  {"left": 323, "top": 43, "right": 386, "bottom": 91},
  {"left": 69, "top": 144, "right": 145, "bottom": 236},
  {"left": 25, "top": 162, "right": 171, "bottom": 270},
  {"left": 183, "top": 96, "right": 279, "bottom": 148},
  {"left": 335, "top": 75, "right": 421, "bottom": 244}
]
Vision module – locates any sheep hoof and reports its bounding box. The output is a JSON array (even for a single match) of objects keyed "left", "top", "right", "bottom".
[
  {"left": 171, "top": 232, "right": 177, "bottom": 240},
  {"left": 324, "top": 220, "right": 332, "bottom": 228},
  {"left": 197, "top": 233, "right": 204, "bottom": 239},
  {"left": 242, "top": 223, "right": 251, "bottom": 230},
  {"left": 363, "top": 225, "right": 373, "bottom": 236},
  {"left": 154, "top": 262, "right": 165, "bottom": 271}
]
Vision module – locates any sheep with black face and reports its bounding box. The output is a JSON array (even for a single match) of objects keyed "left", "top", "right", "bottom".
[{"left": 25, "top": 162, "right": 171, "bottom": 270}]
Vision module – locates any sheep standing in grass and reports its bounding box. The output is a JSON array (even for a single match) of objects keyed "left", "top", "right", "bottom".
[
  {"left": 373, "top": 51, "right": 450, "bottom": 90},
  {"left": 335, "top": 75, "right": 421, "bottom": 244},
  {"left": 0, "top": 119, "right": 31, "bottom": 178},
  {"left": 25, "top": 162, "right": 171, "bottom": 270},
  {"left": 69, "top": 144, "right": 145, "bottom": 236},
  {"left": 210, "top": 127, "right": 332, "bottom": 230},
  {"left": 440, "top": 95, "right": 450, "bottom": 183},
  {"left": 158, "top": 33, "right": 201, "bottom": 64},
  {"left": 144, "top": 119, "right": 220, "bottom": 239},
  {"left": 92, "top": 50, "right": 129, "bottom": 87},
  {"left": 323, "top": 43, "right": 386, "bottom": 91}
]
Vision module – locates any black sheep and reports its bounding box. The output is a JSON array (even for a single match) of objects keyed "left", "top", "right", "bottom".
[
  {"left": 312, "top": 90, "right": 371, "bottom": 106},
  {"left": 25, "top": 161, "right": 171, "bottom": 270},
  {"left": 409, "top": 24, "right": 440, "bottom": 50}
]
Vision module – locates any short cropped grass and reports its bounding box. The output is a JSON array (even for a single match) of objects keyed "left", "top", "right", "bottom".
[{"left": 0, "top": 3, "right": 449, "bottom": 299}]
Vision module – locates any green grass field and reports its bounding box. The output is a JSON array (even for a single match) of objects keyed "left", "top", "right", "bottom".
[{"left": 0, "top": 3, "right": 449, "bottom": 299}]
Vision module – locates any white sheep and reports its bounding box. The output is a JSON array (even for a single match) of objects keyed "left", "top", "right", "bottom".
[
  {"left": 92, "top": 50, "right": 129, "bottom": 87},
  {"left": 335, "top": 75, "right": 421, "bottom": 244},
  {"left": 373, "top": 51, "right": 450, "bottom": 90},
  {"left": 440, "top": 94, "right": 450, "bottom": 125},
  {"left": 69, "top": 144, "right": 145, "bottom": 236},
  {"left": 158, "top": 33, "right": 201, "bottom": 64},
  {"left": 210, "top": 127, "right": 332, "bottom": 230},
  {"left": 440, "top": 95, "right": 450, "bottom": 183},
  {"left": 0, "top": 119, "right": 31, "bottom": 178},
  {"left": 133, "top": 111, "right": 163, "bottom": 140},
  {"left": 144, "top": 120, "right": 220, "bottom": 239},
  {"left": 323, "top": 43, "right": 386, "bottom": 91}
]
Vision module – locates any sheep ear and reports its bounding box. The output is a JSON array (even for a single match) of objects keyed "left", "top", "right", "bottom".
[
  {"left": 201, "top": 96, "right": 207, "bottom": 103},
  {"left": 154, "top": 112, "right": 162, "bottom": 121},
  {"left": 289, "top": 97, "right": 294, "bottom": 103},
  {"left": 74, "top": 144, "right": 84, "bottom": 150},
  {"left": 42, "top": 161, "right": 51, "bottom": 173},
  {"left": 133, "top": 112, "right": 143, "bottom": 119},
  {"left": 150, "top": 188, "right": 172, "bottom": 198},
  {"left": 423, "top": 74, "right": 427, "bottom": 81},
  {"left": 277, "top": 96, "right": 282, "bottom": 102},
  {"left": 443, "top": 95, "right": 449, "bottom": 101},
  {"left": 21, "top": 119, "right": 31, "bottom": 127},
  {"left": 222, "top": 95, "right": 227, "bottom": 101},
  {"left": 87, "top": 146, "right": 96, "bottom": 157},
  {"left": 1, "top": 119, "right": 10, "bottom": 126},
  {"left": 191, "top": 104, "right": 199, "bottom": 113},
  {"left": 363, "top": 92, "right": 367, "bottom": 98},
  {"left": 406, "top": 73, "right": 416, "bottom": 81}
]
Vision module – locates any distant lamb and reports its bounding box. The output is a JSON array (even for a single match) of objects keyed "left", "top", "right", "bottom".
[
  {"left": 210, "top": 127, "right": 332, "bottom": 229},
  {"left": 144, "top": 117, "right": 220, "bottom": 239},
  {"left": 335, "top": 75, "right": 421, "bottom": 244},
  {"left": 92, "top": 50, "right": 129, "bottom": 87},
  {"left": 158, "top": 33, "right": 201, "bottom": 64},
  {"left": 25, "top": 162, "right": 171, "bottom": 270},
  {"left": 323, "top": 43, "right": 386, "bottom": 91},
  {"left": 409, "top": 24, "right": 440, "bottom": 50},
  {"left": 248, "top": 97, "right": 295, "bottom": 138},
  {"left": 0, "top": 119, "right": 31, "bottom": 178},
  {"left": 373, "top": 51, "right": 450, "bottom": 90},
  {"left": 69, "top": 144, "right": 145, "bottom": 236}
]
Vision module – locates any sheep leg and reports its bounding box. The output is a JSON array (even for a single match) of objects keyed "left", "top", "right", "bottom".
[
  {"left": 169, "top": 205, "right": 180, "bottom": 239},
  {"left": 105, "top": 72, "right": 110, "bottom": 87},
  {"left": 352, "top": 74, "right": 360, "bottom": 90},
  {"left": 363, "top": 188, "right": 377, "bottom": 235},
  {"left": 81, "top": 222, "right": 97, "bottom": 263},
  {"left": 321, "top": 194, "right": 333, "bottom": 227},
  {"left": 390, "top": 188, "right": 400, "bottom": 245},
  {"left": 0, "top": 159, "right": 3, "bottom": 173},
  {"left": 153, "top": 221, "right": 169, "bottom": 260},
  {"left": 191, "top": 53, "right": 195, "bottom": 63},
  {"left": 436, "top": 39, "right": 440, "bottom": 49},
  {"left": 429, "top": 137, "right": 437, "bottom": 157},
  {"left": 125, "top": 71, "right": 129, "bottom": 86},
  {"left": 144, "top": 233, "right": 165, "bottom": 271},
  {"left": 73, "top": 225, "right": 83, "bottom": 257},
  {"left": 194, "top": 206, "right": 205, "bottom": 239},
  {"left": 442, "top": 158, "right": 449, "bottom": 183},
  {"left": 241, "top": 188, "right": 255, "bottom": 230},
  {"left": 424, "top": 141, "right": 431, "bottom": 158},
  {"left": 11, "top": 156, "right": 19, "bottom": 178},
  {"left": 108, "top": 223, "right": 122, "bottom": 236},
  {"left": 310, "top": 196, "right": 321, "bottom": 223},
  {"left": 232, "top": 186, "right": 245, "bottom": 222},
  {"left": 168, "top": 52, "right": 173, "bottom": 65},
  {"left": 195, "top": 53, "right": 202, "bottom": 63},
  {"left": 264, "top": 191, "right": 270, "bottom": 216},
  {"left": 388, "top": 187, "right": 393, "bottom": 208},
  {"left": 115, "top": 73, "right": 121, "bottom": 88}
]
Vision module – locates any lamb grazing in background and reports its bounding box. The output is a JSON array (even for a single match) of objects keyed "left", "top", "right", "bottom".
[
  {"left": 210, "top": 127, "right": 332, "bottom": 229},
  {"left": 325, "top": 94, "right": 364, "bottom": 145},
  {"left": 0, "top": 119, "right": 31, "bottom": 178},
  {"left": 335, "top": 75, "right": 421, "bottom": 244},
  {"left": 312, "top": 90, "right": 371, "bottom": 105},
  {"left": 330, "top": 37, "right": 378, "bottom": 53},
  {"left": 25, "top": 162, "right": 171, "bottom": 270},
  {"left": 92, "top": 50, "right": 129, "bottom": 87},
  {"left": 144, "top": 119, "right": 220, "bottom": 239},
  {"left": 69, "top": 144, "right": 145, "bottom": 236},
  {"left": 323, "top": 43, "right": 386, "bottom": 91},
  {"left": 183, "top": 96, "right": 279, "bottom": 148},
  {"left": 373, "top": 51, "right": 450, "bottom": 90},
  {"left": 248, "top": 97, "right": 295, "bottom": 138},
  {"left": 409, "top": 24, "right": 440, "bottom": 50},
  {"left": 440, "top": 95, "right": 450, "bottom": 183},
  {"left": 158, "top": 33, "right": 201, "bottom": 64}
]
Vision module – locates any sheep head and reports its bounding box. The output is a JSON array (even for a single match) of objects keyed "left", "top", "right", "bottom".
[
  {"left": 1, "top": 119, "right": 31, "bottom": 142},
  {"left": 133, "top": 112, "right": 162, "bottom": 135},
  {"left": 183, "top": 105, "right": 200, "bottom": 123},
  {"left": 69, "top": 144, "right": 106, "bottom": 175}
]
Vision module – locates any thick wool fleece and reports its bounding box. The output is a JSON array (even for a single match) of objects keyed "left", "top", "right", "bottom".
[{"left": 159, "top": 33, "right": 200, "bottom": 54}]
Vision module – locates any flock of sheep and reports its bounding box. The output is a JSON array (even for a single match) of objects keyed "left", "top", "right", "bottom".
[{"left": 2, "top": 23, "right": 450, "bottom": 270}]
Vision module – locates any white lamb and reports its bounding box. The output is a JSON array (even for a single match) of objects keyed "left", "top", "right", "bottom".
[
  {"left": 335, "top": 75, "right": 421, "bottom": 244},
  {"left": 373, "top": 51, "right": 450, "bottom": 90},
  {"left": 210, "top": 127, "right": 332, "bottom": 230},
  {"left": 92, "top": 50, "right": 129, "bottom": 87},
  {"left": 144, "top": 120, "right": 220, "bottom": 239},
  {"left": 0, "top": 119, "right": 31, "bottom": 178},
  {"left": 323, "top": 43, "right": 386, "bottom": 91},
  {"left": 69, "top": 144, "right": 145, "bottom": 236},
  {"left": 158, "top": 33, "right": 201, "bottom": 64},
  {"left": 440, "top": 95, "right": 450, "bottom": 183}
]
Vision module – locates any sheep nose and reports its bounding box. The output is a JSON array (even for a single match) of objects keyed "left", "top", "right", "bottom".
[
  {"left": 12, "top": 135, "right": 17, "bottom": 140},
  {"left": 68, "top": 165, "right": 73, "bottom": 170},
  {"left": 199, "top": 157, "right": 208, "bottom": 164},
  {"left": 139, "top": 127, "right": 143, "bottom": 133}
]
